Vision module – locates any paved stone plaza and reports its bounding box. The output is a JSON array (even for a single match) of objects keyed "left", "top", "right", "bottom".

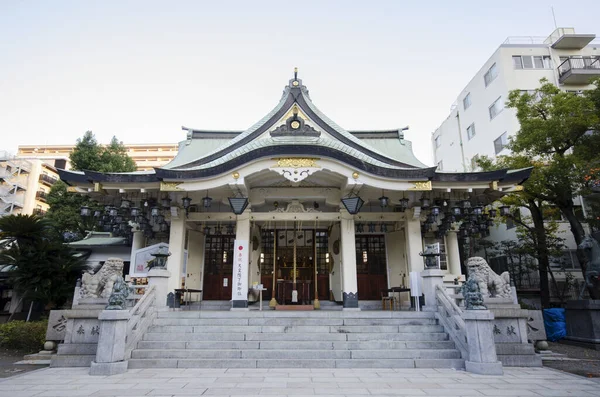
[{"left": 0, "top": 367, "right": 599, "bottom": 397}]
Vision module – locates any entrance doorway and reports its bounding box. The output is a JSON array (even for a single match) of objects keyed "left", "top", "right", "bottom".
[
  {"left": 355, "top": 234, "right": 388, "bottom": 300},
  {"left": 260, "top": 228, "right": 330, "bottom": 303},
  {"left": 202, "top": 234, "right": 234, "bottom": 300}
]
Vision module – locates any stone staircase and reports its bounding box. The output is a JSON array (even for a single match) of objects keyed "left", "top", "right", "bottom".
[{"left": 128, "top": 310, "right": 465, "bottom": 369}]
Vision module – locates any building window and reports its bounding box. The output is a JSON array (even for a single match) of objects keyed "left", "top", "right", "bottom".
[
  {"left": 512, "top": 55, "right": 551, "bottom": 69},
  {"left": 437, "top": 161, "right": 443, "bottom": 170},
  {"left": 488, "top": 97, "right": 503, "bottom": 120},
  {"left": 494, "top": 132, "right": 508, "bottom": 154},
  {"left": 550, "top": 250, "right": 581, "bottom": 270},
  {"left": 434, "top": 136, "right": 441, "bottom": 148},
  {"left": 466, "top": 123, "right": 476, "bottom": 140},
  {"left": 484, "top": 63, "right": 498, "bottom": 87},
  {"left": 463, "top": 93, "right": 471, "bottom": 110}
]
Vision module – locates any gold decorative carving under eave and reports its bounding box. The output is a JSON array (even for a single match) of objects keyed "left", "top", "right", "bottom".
[
  {"left": 490, "top": 181, "right": 499, "bottom": 190},
  {"left": 67, "top": 186, "right": 79, "bottom": 193},
  {"left": 274, "top": 158, "right": 320, "bottom": 168},
  {"left": 160, "top": 181, "right": 183, "bottom": 191},
  {"left": 94, "top": 183, "right": 103, "bottom": 192},
  {"left": 408, "top": 181, "right": 432, "bottom": 191},
  {"left": 513, "top": 185, "right": 524, "bottom": 191}
]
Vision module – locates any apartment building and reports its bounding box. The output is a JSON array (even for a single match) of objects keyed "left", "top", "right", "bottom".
[
  {"left": 433, "top": 27, "right": 599, "bottom": 172},
  {"left": 431, "top": 28, "right": 599, "bottom": 296},
  {"left": 17, "top": 143, "right": 179, "bottom": 171},
  {"left": 0, "top": 151, "right": 59, "bottom": 217}
]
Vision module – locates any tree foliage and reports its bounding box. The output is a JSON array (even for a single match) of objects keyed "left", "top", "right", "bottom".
[
  {"left": 46, "top": 131, "right": 136, "bottom": 240},
  {"left": 70, "top": 131, "right": 136, "bottom": 173},
  {"left": 0, "top": 215, "right": 86, "bottom": 313},
  {"left": 483, "top": 77, "right": 600, "bottom": 299}
]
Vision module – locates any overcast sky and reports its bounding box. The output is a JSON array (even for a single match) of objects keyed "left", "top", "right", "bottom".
[{"left": 1, "top": 0, "right": 599, "bottom": 165}]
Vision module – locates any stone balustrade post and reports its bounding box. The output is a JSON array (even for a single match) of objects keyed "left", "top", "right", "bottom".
[
  {"left": 463, "top": 310, "right": 503, "bottom": 375},
  {"left": 420, "top": 269, "right": 444, "bottom": 312},
  {"left": 89, "top": 310, "right": 130, "bottom": 375},
  {"left": 147, "top": 267, "right": 171, "bottom": 308}
]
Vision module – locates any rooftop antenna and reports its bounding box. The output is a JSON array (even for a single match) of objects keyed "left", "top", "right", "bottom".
[{"left": 551, "top": 7, "right": 558, "bottom": 29}]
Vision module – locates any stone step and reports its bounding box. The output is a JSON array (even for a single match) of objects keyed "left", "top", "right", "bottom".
[
  {"left": 127, "top": 358, "right": 465, "bottom": 369},
  {"left": 142, "top": 331, "right": 449, "bottom": 342},
  {"left": 155, "top": 310, "right": 435, "bottom": 319},
  {"left": 50, "top": 354, "right": 95, "bottom": 367},
  {"left": 146, "top": 324, "right": 445, "bottom": 334},
  {"left": 136, "top": 339, "right": 457, "bottom": 351},
  {"left": 151, "top": 317, "right": 438, "bottom": 326},
  {"left": 131, "top": 349, "right": 354, "bottom": 359}
]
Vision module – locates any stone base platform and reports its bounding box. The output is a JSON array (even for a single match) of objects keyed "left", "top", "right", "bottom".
[{"left": 275, "top": 305, "right": 314, "bottom": 311}]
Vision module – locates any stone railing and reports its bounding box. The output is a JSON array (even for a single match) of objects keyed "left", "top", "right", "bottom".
[
  {"left": 435, "top": 284, "right": 469, "bottom": 359},
  {"left": 125, "top": 285, "right": 156, "bottom": 358}
]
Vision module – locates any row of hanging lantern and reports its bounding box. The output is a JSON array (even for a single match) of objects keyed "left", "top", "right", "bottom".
[
  {"left": 80, "top": 194, "right": 174, "bottom": 240},
  {"left": 355, "top": 222, "right": 391, "bottom": 234},
  {"left": 419, "top": 196, "right": 509, "bottom": 240}
]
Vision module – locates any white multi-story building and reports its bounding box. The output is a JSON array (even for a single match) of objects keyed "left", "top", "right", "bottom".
[
  {"left": 433, "top": 27, "right": 599, "bottom": 173},
  {"left": 432, "top": 28, "right": 599, "bottom": 295}
]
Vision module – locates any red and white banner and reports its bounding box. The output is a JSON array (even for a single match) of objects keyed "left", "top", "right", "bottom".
[{"left": 232, "top": 240, "right": 249, "bottom": 302}]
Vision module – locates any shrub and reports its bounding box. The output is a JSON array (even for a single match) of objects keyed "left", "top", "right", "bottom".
[{"left": 0, "top": 320, "right": 47, "bottom": 352}]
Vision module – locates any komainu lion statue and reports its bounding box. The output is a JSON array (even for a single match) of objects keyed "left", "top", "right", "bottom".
[
  {"left": 80, "top": 258, "right": 125, "bottom": 299},
  {"left": 578, "top": 235, "right": 600, "bottom": 299},
  {"left": 466, "top": 256, "right": 512, "bottom": 299}
]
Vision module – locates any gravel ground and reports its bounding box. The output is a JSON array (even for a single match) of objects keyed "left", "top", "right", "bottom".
[{"left": 544, "top": 341, "right": 600, "bottom": 378}]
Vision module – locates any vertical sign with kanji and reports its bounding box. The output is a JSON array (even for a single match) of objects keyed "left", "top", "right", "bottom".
[{"left": 232, "top": 240, "right": 249, "bottom": 308}]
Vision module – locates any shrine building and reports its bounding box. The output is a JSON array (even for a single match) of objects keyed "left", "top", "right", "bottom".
[{"left": 58, "top": 70, "right": 530, "bottom": 310}]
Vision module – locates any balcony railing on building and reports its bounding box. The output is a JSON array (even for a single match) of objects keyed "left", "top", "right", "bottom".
[
  {"left": 33, "top": 208, "right": 47, "bottom": 216},
  {"left": 558, "top": 56, "right": 600, "bottom": 84},
  {"left": 38, "top": 174, "right": 58, "bottom": 186},
  {"left": 36, "top": 190, "right": 48, "bottom": 201}
]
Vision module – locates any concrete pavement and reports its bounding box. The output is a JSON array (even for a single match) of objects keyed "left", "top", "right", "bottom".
[{"left": 0, "top": 367, "right": 599, "bottom": 397}]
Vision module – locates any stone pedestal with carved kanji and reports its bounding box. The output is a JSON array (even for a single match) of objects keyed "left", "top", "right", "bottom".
[
  {"left": 485, "top": 298, "right": 542, "bottom": 367},
  {"left": 49, "top": 301, "right": 105, "bottom": 367}
]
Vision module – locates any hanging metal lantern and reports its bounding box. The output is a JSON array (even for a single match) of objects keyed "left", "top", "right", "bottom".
[
  {"left": 420, "top": 197, "right": 430, "bottom": 209},
  {"left": 368, "top": 223, "right": 376, "bottom": 233},
  {"left": 226, "top": 223, "right": 235, "bottom": 235},
  {"left": 203, "top": 196, "right": 213, "bottom": 209},
  {"left": 161, "top": 197, "right": 171, "bottom": 208},
  {"left": 93, "top": 210, "right": 101, "bottom": 218},
  {"left": 380, "top": 223, "right": 388, "bottom": 233},
  {"left": 151, "top": 206, "right": 161, "bottom": 217},
  {"left": 489, "top": 208, "right": 498, "bottom": 218},
  {"left": 130, "top": 207, "right": 141, "bottom": 217},
  {"left": 159, "top": 221, "right": 169, "bottom": 233},
  {"left": 399, "top": 197, "right": 409, "bottom": 211},
  {"left": 379, "top": 195, "right": 389, "bottom": 208},
  {"left": 459, "top": 228, "right": 469, "bottom": 238},
  {"left": 431, "top": 206, "right": 441, "bottom": 216},
  {"left": 182, "top": 197, "right": 192, "bottom": 209},
  {"left": 341, "top": 196, "right": 364, "bottom": 214},
  {"left": 108, "top": 207, "right": 118, "bottom": 217},
  {"left": 426, "top": 214, "right": 436, "bottom": 224},
  {"left": 203, "top": 225, "right": 211, "bottom": 235},
  {"left": 473, "top": 205, "right": 483, "bottom": 216},
  {"left": 461, "top": 200, "right": 472, "bottom": 209},
  {"left": 356, "top": 223, "right": 364, "bottom": 233},
  {"left": 120, "top": 199, "right": 131, "bottom": 209},
  {"left": 80, "top": 206, "right": 91, "bottom": 217},
  {"left": 499, "top": 205, "right": 511, "bottom": 217}
]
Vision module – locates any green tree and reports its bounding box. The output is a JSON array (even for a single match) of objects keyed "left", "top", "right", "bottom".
[
  {"left": 45, "top": 181, "right": 95, "bottom": 240},
  {"left": 506, "top": 78, "right": 600, "bottom": 298},
  {"left": 476, "top": 155, "right": 563, "bottom": 307},
  {"left": 47, "top": 131, "right": 136, "bottom": 240},
  {"left": 99, "top": 136, "right": 136, "bottom": 173},
  {"left": 0, "top": 215, "right": 86, "bottom": 317},
  {"left": 69, "top": 131, "right": 104, "bottom": 172}
]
